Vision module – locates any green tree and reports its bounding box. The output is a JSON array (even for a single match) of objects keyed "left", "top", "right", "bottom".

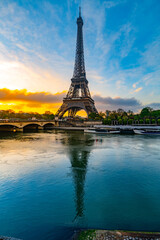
[
  {"left": 152, "top": 119, "right": 156, "bottom": 124},
  {"left": 140, "top": 107, "right": 152, "bottom": 118},
  {"left": 127, "top": 110, "right": 133, "bottom": 115},
  {"left": 88, "top": 112, "right": 98, "bottom": 120},
  {"left": 145, "top": 118, "right": 150, "bottom": 124},
  {"left": 122, "top": 116, "right": 128, "bottom": 125},
  {"left": 98, "top": 111, "right": 105, "bottom": 119},
  {"left": 117, "top": 108, "right": 125, "bottom": 115},
  {"left": 103, "top": 119, "right": 107, "bottom": 125},
  {"left": 139, "top": 119, "right": 144, "bottom": 124},
  {"left": 118, "top": 119, "right": 122, "bottom": 125},
  {"left": 107, "top": 118, "right": 111, "bottom": 125},
  {"left": 105, "top": 110, "right": 111, "bottom": 117},
  {"left": 128, "top": 119, "right": 133, "bottom": 125},
  {"left": 151, "top": 110, "right": 160, "bottom": 119}
]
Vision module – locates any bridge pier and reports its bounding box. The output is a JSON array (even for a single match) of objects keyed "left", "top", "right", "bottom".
[
  {"left": 38, "top": 126, "right": 43, "bottom": 130},
  {"left": 16, "top": 128, "right": 23, "bottom": 132},
  {"left": 55, "top": 121, "right": 60, "bottom": 127}
]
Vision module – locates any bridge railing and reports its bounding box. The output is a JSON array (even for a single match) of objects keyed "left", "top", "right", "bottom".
[{"left": 0, "top": 119, "right": 55, "bottom": 123}]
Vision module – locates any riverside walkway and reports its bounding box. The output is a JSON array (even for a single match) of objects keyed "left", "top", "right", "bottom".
[
  {"left": 94, "top": 125, "right": 160, "bottom": 130},
  {"left": 73, "top": 230, "right": 160, "bottom": 240}
]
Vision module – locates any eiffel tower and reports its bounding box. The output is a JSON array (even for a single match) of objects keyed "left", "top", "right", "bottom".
[{"left": 56, "top": 8, "right": 98, "bottom": 118}]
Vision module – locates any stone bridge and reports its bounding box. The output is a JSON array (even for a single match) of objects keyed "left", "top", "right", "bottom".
[{"left": 0, "top": 120, "right": 57, "bottom": 132}]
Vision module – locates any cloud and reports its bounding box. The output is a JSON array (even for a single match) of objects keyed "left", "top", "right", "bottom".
[
  {"left": 133, "top": 87, "right": 142, "bottom": 93},
  {"left": 0, "top": 88, "right": 159, "bottom": 114},
  {"left": 0, "top": 88, "right": 141, "bottom": 112},
  {"left": 0, "top": 88, "right": 66, "bottom": 103},
  {"left": 144, "top": 103, "right": 160, "bottom": 110},
  {"left": 116, "top": 80, "right": 125, "bottom": 89},
  {"left": 104, "top": 0, "right": 126, "bottom": 9},
  {"left": 87, "top": 70, "right": 104, "bottom": 83},
  {"left": 93, "top": 94, "right": 143, "bottom": 112},
  {"left": 93, "top": 94, "right": 160, "bottom": 112},
  {"left": 0, "top": 54, "right": 69, "bottom": 93},
  {"left": 0, "top": 1, "right": 74, "bottom": 89},
  {"left": 93, "top": 95, "right": 141, "bottom": 106},
  {"left": 16, "top": 43, "right": 28, "bottom": 52},
  {"left": 141, "top": 37, "right": 160, "bottom": 69}
]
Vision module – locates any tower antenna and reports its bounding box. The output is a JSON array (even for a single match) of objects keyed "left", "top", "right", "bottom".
[{"left": 79, "top": 6, "right": 81, "bottom": 17}]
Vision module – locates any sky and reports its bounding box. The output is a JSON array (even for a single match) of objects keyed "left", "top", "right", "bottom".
[{"left": 0, "top": 0, "right": 160, "bottom": 114}]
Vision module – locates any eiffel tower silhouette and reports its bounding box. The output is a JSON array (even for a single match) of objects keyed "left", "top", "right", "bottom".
[{"left": 56, "top": 7, "right": 98, "bottom": 118}]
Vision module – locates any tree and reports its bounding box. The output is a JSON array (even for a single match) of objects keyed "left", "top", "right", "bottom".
[
  {"left": 103, "top": 119, "right": 107, "bottom": 125},
  {"left": 107, "top": 118, "right": 111, "bottom": 125},
  {"left": 139, "top": 119, "right": 144, "bottom": 124},
  {"left": 118, "top": 119, "right": 122, "bottom": 125},
  {"left": 151, "top": 110, "right": 160, "bottom": 119},
  {"left": 128, "top": 119, "right": 133, "bottom": 125},
  {"left": 105, "top": 110, "right": 111, "bottom": 117},
  {"left": 122, "top": 116, "right": 128, "bottom": 125},
  {"left": 127, "top": 110, "right": 133, "bottom": 115},
  {"left": 88, "top": 112, "right": 97, "bottom": 120},
  {"left": 117, "top": 108, "right": 125, "bottom": 115},
  {"left": 145, "top": 119, "right": 150, "bottom": 124},
  {"left": 98, "top": 111, "right": 105, "bottom": 119},
  {"left": 152, "top": 119, "right": 156, "bottom": 124},
  {"left": 43, "top": 111, "right": 54, "bottom": 120},
  {"left": 140, "top": 107, "right": 152, "bottom": 117}
]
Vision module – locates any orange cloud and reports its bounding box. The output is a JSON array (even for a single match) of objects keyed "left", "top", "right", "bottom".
[
  {"left": 133, "top": 87, "right": 142, "bottom": 93},
  {"left": 0, "top": 102, "right": 62, "bottom": 114},
  {"left": 0, "top": 88, "right": 66, "bottom": 113},
  {"left": 0, "top": 88, "right": 66, "bottom": 103}
]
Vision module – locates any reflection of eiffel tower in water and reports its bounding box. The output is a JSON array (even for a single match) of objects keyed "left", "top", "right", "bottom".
[
  {"left": 56, "top": 8, "right": 98, "bottom": 118},
  {"left": 70, "top": 148, "right": 89, "bottom": 220},
  {"left": 61, "top": 132, "right": 94, "bottom": 219}
]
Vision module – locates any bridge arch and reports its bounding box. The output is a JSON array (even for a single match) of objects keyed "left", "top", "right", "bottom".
[
  {"left": 23, "top": 123, "right": 42, "bottom": 131},
  {"left": 0, "top": 124, "right": 19, "bottom": 132},
  {"left": 43, "top": 122, "right": 55, "bottom": 129}
]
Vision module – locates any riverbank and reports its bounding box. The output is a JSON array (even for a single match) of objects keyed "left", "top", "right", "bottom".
[
  {"left": 53, "top": 125, "right": 160, "bottom": 131},
  {"left": 72, "top": 230, "right": 160, "bottom": 240},
  {"left": 0, "top": 237, "right": 22, "bottom": 240}
]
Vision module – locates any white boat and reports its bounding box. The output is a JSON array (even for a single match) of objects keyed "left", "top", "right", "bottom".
[
  {"left": 108, "top": 130, "right": 121, "bottom": 134},
  {"left": 84, "top": 128, "right": 120, "bottom": 134},
  {"left": 134, "top": 129, "right": 160, "bottom": 135},
  {"left": 84, "top": 128, "right": 108, "bottom": 133}
]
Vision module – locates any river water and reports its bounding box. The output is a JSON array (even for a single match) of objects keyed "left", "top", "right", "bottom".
[{"left": 0, "top": 130, "right": 160, "bottom": 240}]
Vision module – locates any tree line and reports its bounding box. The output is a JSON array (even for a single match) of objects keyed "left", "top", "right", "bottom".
[
  {"left": 88, "top": 107, "right": 160, "bottom": 125},
  {"left": 0, "top": 107, "right": 160, "bottom": 125},
  {"left": 0, "top": 110, "right": 55, "bottom": 121}
]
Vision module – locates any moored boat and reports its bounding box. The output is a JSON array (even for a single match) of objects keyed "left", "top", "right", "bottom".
[
  {"left": 134, "top": 129, "right": 160, "bottom": 135},
  {"left": 84, "top": 128, "right": 120, "bottom": 134},
  {"left": 84, "top": 128, "right": 108, "bottom": 133}
]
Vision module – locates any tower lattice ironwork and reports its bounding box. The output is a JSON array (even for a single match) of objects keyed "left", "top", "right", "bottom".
[{"left": 56, "top": 8, "right": 98, "bottom": 118}]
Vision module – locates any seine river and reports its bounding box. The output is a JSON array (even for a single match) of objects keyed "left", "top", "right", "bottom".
[{"left": 0, "top": 130, "right": 160, "bottom": 240}]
